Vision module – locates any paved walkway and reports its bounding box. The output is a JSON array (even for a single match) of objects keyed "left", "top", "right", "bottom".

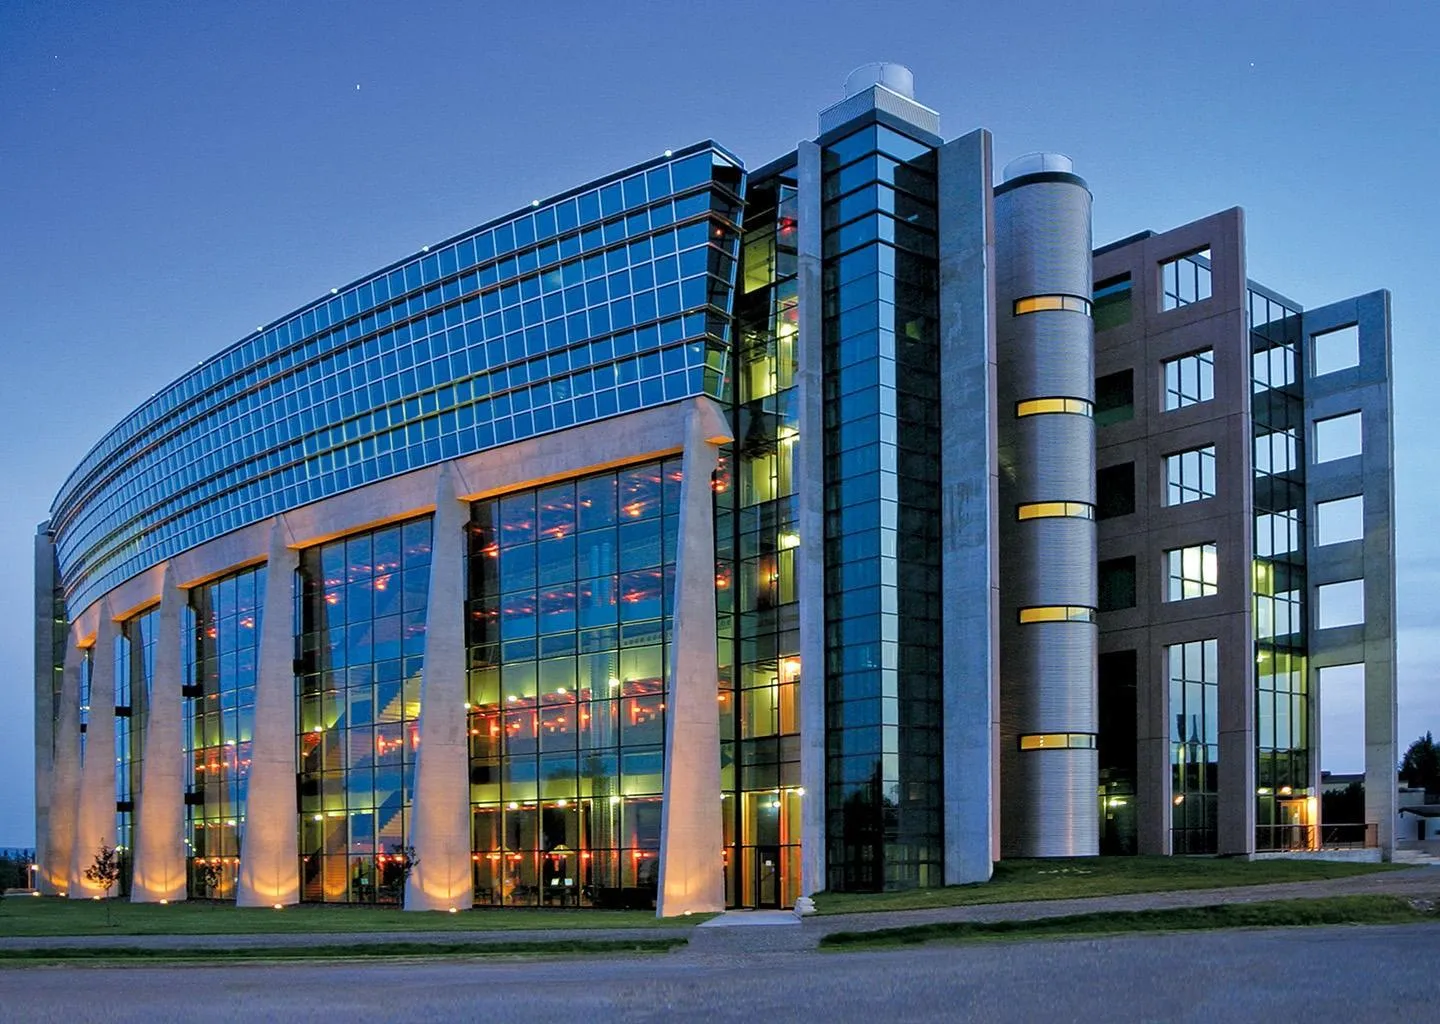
[{"left": 4, "top": 866, "right": 1436, "bottom": 954}]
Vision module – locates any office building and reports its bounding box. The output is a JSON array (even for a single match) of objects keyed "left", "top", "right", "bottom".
[{"left": 33, "top": 66, "right": 1395, "bottom": 913}]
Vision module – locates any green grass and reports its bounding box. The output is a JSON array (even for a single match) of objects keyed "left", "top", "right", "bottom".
[
  {"left": 820, "top": 894, "right": 1436, "bottom": 949},
  {"left": 0, "top": 896, "right": 710, "bottom": 937},
  {"left": 814, "top": 856, "right": 1405, "bottom": 915},
  {"left": 0, "top": 936, "right": 688, "bottom": 967}
]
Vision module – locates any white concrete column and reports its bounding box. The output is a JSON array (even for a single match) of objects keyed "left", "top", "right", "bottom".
[
  {"left": 406, "top": 465, "right": 474, "bottom": 911},
  {"left": 237, "top": 520, "right": 301, "bottom": 907},
  {"left": 794, "top": 140, "right": 828, "bottom": 899},
  {"left": 1365, "top": 655, "right": 1398, "bottom": 858},
  {"left": 43, "top": 629, "right": 83, "bottom": 894},
  {"left": 71, "top": 601, "right": 117, "bottom": 898},
  {"left": 656, "top": 399, "right": 729, "bottom": 917},
  {"left": 131, "top": 566, "right": 187, "bottom": 902}
]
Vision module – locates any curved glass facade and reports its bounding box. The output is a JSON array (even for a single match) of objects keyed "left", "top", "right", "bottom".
[
  {"left": 465, "top": 462, "right": 680, "bottom": 908},
  {"left": 184, "top": 566, "right": 264, "bottom": 898},
  {"left": 50, "top": 144, "right": 744, "bottom": 617}
]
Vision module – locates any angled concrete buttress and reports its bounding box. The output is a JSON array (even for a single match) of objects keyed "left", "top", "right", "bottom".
[
  {"left": 236, "top": 520, "right": 301, "bottom": 907},
  {"left": 406, "top": 464, "right": 475, "bottom": 911},
  {"left": 656, "top": 398, "right": 731, "bottom": 917},
  {"left": 131, "top": 566, "right": 188, "bottom": 901},
  {"left": 71, "top": 600, "right": 117, "bottom": 897},
  {"left": 44, "top": 629, "right": 83, "bottom": 894}
]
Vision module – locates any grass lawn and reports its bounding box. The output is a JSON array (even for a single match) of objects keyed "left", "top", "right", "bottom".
[
  {"left": 0, "top": 897, "right": 708, "bottom": 937},
  {"left": 0, "top": 936, "right": 688, "bottom": 966},
  {"left": 819, "top": 894, "right": 1436, "bottom": 949},
  {"left": 814, "top": 856, "right": 1406, "bottom": 915}
]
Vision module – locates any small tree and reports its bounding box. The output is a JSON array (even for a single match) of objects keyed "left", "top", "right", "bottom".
[
  {"left": 1401, "top": 732, "right": 1440, "bottom": 795},
  {"left": 381, "top": 844, "right": 418, "bottom": 904},
  {"left": 83, "top": 840, "right": 121, "bottom": 926}
]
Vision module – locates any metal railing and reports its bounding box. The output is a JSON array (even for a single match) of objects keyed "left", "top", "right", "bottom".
[{"left": 1255, "top": 823, "right": 1378, "bottom": 852}]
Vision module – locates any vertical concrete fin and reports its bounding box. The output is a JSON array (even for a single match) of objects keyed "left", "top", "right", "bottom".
[
  {"left": 406, "top": 464, "right": 474, "bottom": 911},
  {"left": 132, "top": 565, "right": 187, "bottom": 901},
  {"left": 795, "top": 139, "right": 827, "bottom": 898},
  {"left": 656, "top": 398, "right": 726, "bottom": 917},
  {"left": 72, "top": 599, "right": 118, "bottom": 897},
  {"left": 44, "top": 626, "right": 83, "bottom": 894},
  {"left": 237, "top": 520, "right": 301, "bottom": 907},
  {"left": 33, "top": 524, "right": 57, "bottom": 896},
  {"left": 937, "top": 128, "right": 999, "bottom": 882}
]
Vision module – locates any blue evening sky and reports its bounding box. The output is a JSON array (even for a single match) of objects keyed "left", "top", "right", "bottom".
[{"left": 1, "top": 0, "right": 1435, "bottom": 846}]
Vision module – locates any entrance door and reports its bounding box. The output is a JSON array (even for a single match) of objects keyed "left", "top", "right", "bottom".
[
  {"left": 755, "top": 846, "right": 780, "bottom": 908},
  {"left": 1278, "top": 797, "right": 1315, "bottom": 851}
]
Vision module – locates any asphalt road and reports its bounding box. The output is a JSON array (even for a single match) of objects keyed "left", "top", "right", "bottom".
[{"left": 2, "top": 923, "right": 1436, "bottom": 1023}]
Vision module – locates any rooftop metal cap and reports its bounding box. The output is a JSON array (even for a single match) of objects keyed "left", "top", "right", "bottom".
[
  {"left": 844, "top": 62, "right": 915, "bottom": 99},
  {"left": 1001, "top": 152, "right": 1075, "bottom": 181},
  {"left": 820, "top": 62, "right": 939, "bottom": 137}
]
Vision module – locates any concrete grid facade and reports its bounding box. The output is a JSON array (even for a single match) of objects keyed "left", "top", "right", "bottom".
[{"left": 34, "top": 67, "right": 1397, "bottom": 913}]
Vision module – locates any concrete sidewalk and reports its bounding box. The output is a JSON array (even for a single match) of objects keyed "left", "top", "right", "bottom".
[{"left": 4, "top": 866, "right": 1436, "bottom": 954}]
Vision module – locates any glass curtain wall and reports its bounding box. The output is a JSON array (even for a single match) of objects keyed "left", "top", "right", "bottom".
[
  {"left": 725, "top": 172, "right": 802, "bottom": 908},
  {"left": 297, "top": 518, "right": 432, "bottom": 903},
  {"left": 1169, "top": 638, "right": 1220, "bottom": 852},
  {"left": 466, "top": 463, "right": 680, "bottom": 909},
  {"left": 114, "top": 607, "right": 157, "bottom": 897},
  {"left": 1250, "top": 288, "right": 1312, "bottom": 849},
  {"left": 185, "top": 567, "right": 263, "bottom": 897},
  {"left": 820, "top": 122, "right": 944, "bottom": 890}
]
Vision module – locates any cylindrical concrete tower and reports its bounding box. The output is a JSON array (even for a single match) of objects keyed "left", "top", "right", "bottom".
[{"left": 994, "top": 153, "right": 1098, "bottom": 858}]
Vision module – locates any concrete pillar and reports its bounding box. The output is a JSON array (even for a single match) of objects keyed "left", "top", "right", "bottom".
[
  {"left": 132, "top": 566, "right": 187, "bottom": 902},
  {"left": 656, "top": 399, "right": 728, "bottom": 917},
  {"left": 71, "top": 601, "right": 117, "bottom": 898},
  {"left": 33, "top": 523, "right": 57, "bottom": 895},
  {"left": 43, "top": 628, "right": 83, "bottom": 894},
  {"left": 406, "top": 465, "right": 473, "bottom": 911},
  {"left": 937, "top": 128, "right": 999, "bottom": 882},
  {"left": 237, "top": 521, "right": 300, "bottom": 907},
  {"left": 793, "top": 140, "right": 827, "bottom": 898},
  {"left": 1365, "top": 652, "right": 1397, "bottom": 857}
]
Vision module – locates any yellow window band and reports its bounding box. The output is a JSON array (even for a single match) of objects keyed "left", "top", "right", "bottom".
[
  {"left": 1018, "top": 733, "right": 1098, "bottom": 751},
  {"left": 1018, "top": 606, "right": 1096, "bottom": 624},
  {"left": 1014, "top": 295, "right": 1092, "bottom": 316},
  {"left": 1016, "top": 397, "right": 1093, "bottom": 417},
  {"left": 1017, "top": 502, "right": 1095, "bottom": 521}
]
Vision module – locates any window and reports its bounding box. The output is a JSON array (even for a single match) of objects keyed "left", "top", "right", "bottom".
[
  {"left": 1163, "top": 349, "right": 1214, "bottom": 410},
  {"left": 1165, "top": 543, "right": 1218, "bottom": 601},
  {"left": 1316, "top": 579, "right": 1365, "bottom": 629},
  {"left": 1093, "top": 274, "right": 1132, "bottom": 331},
  {"left": 1018, "top": 606, "right": 1095, "bottom": 624},
  {"left": 1099, "top": 557, "right": 1137, "bottom": 612},
  {"left": 1255, "top": 509, "right": 1299, "bottom": 557},
  {"left": 1018, "top": 733, "right": 1096, "bottom": 750},
  {"left": 1255, "top": 587, "right": 1301, "bottom": 639},
  {"left": 1097, "top": 462, "right": 1135, "bottom": 519},
  {"left": 1095, "top": 370, "right": 1134, "bottom": 427},
  {"left": 1252, "top": 344, "right": 1296, "bottom": 393},
  {"left": 1313, "top": 324, "right": 1359, "bottom": 377},
  {"left": 1161, "top": 248, "right": 1212, "bottom": 310},
  {"left": 1164, "top": 446, "right": 1216, "bottom": 505},
  {"left": 1316, "top": 495, "right": 1364, "bottom": 546},
  {"left": 1254, "top": 428, "right": 1297, "bottom": 476},
  {"left": 1168, "top": 637, "right": 1219, "bottom": 853},
  {"left": 1318, "top": 664, "right": 1365, "bottom": 774},
  {"left": 1314, "top": 412, "right": 1362, "bottom": 463},
  {"left": 1014, "top": 295, "right": 1091, "bottom": 316},
  {"left": 1016, "top": 397, "right": 1092, "bottom": 417},
  {"left": 1017, "top": 502, "right": 1094, "bottom": 520}
]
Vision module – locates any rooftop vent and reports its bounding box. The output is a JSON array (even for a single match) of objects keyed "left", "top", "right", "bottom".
[
  {"left": 820, "top": 62, "right": 938, "bottom": 136},
  {"left": 844, "top": 62, "right": 915, "bottom": 100},
  {"left": 1001, "top": 152, "right": 1074, "bottom": 182}
]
